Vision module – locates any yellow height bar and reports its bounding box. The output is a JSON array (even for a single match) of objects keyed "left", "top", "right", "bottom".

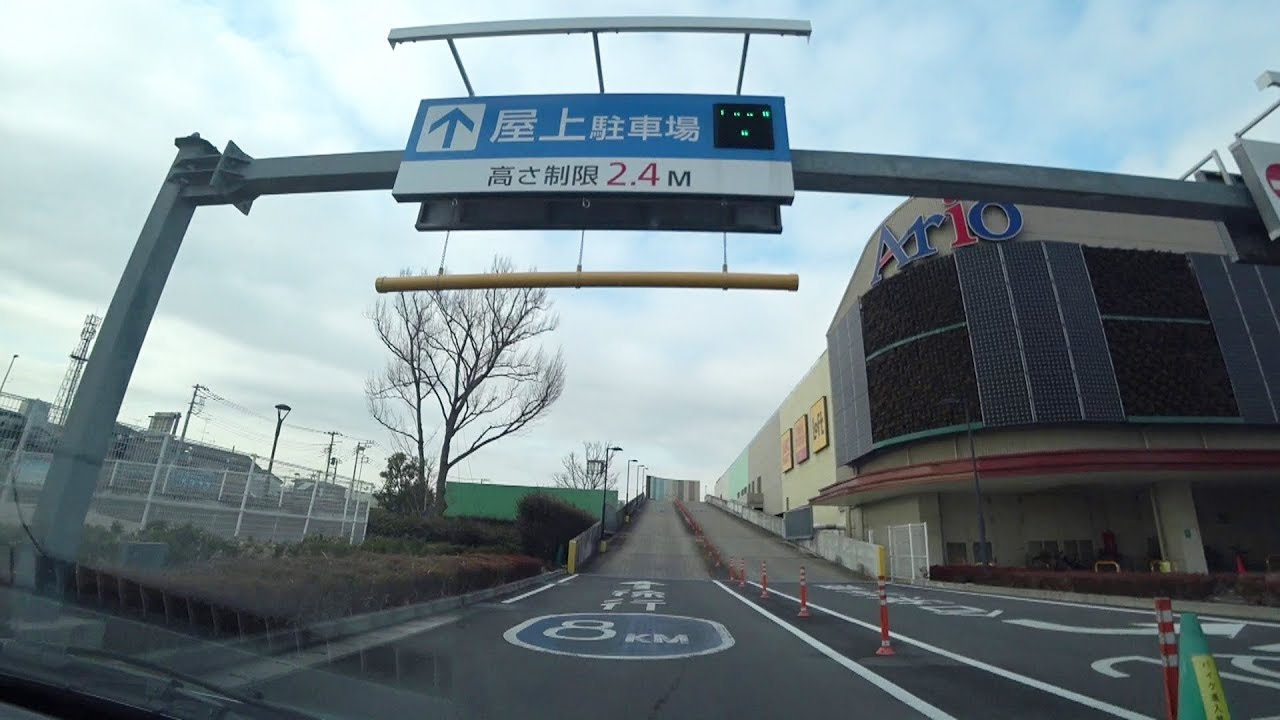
[{"left": 375, "top": 271, "right": 800, "bottom": 293}]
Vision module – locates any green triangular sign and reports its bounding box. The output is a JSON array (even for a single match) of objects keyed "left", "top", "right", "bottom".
[{"left": 1176, "top": 613, "right": 1233, "bottom": 720}]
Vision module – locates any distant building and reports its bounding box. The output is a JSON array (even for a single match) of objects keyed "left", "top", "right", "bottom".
[
  {"left": 444, "top": 481, "right": 617, "bottom": 522},
  {"left": 716, "top": 197, "right": 1280, "bottom": 574}
]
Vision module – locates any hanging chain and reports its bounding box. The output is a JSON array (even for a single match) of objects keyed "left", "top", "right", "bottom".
[
  {"left": 722, "top": 232, "right": 730, "bottom": 292},
  {"left": 576, "top": 229, "right": 586, "bottom": 273},
  {"left": 437, "top": 230, "right": 451, "bottom": 276}
]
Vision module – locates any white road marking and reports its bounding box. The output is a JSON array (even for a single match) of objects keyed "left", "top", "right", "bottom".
[
  {"left": 712, "top": 581, "right": 956, "bottom": 720},
  {"left": 1091, "top": 655, "right": 1157, "bottom": 678},
  {"left": 619, "top": 580, "right": 664, "bottom": 589},
  {"left": 556, "top": 574, "right": 579, "bottom": 584},
  {"left": 1093, "top": 654, "right": 1280, "bottom": 691},
  {"left": 749, "top": 581, "right": 1151, "bottom": 720},
  {"left": 1005, "top": 618, "right": 1244, "bottom": 638},
  {"left": 502, "top": 583, "right": 557, "bottom": 604},
  {"left": 892, "top": 583, "right": 1280, "bottom": 628}
]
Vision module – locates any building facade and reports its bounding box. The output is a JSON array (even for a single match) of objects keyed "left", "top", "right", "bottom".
[{"left": 716, "top": 196, "right": 1280, "bottom": 574}]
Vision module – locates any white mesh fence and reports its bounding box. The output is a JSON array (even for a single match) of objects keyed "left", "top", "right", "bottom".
[{"left": 1, "top": 402, "right": 371, "bottom": 545}]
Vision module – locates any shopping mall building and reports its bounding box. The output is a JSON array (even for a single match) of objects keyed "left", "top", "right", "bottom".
[{"left": 714, "top": 196, "right": 1280, "bottom": 574}]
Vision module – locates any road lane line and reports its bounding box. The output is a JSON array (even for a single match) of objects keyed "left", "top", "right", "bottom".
[
  {"left": 555, "top": 574, "right": 579, "bottom": 584},
  {"left": 890, "top": 583, "right": 1280, "bottom": 627},
  {"left": 502, "top": 584, "right": 556, "bottom": 604},
  {"left": 712, "top": 581, "right": 956, "bottom": 720},
  {"left": 749, "top": 581, "right": 1151, "bottom": 720}
]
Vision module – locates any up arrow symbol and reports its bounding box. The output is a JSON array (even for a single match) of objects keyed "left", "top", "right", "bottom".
[{"left": 429, "top": 107, "right": 476, "bottom": 149}]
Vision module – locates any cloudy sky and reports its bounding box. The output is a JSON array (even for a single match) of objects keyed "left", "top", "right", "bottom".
[{"left": 2, "top": 0, "right": 1278, "bottom": 493}]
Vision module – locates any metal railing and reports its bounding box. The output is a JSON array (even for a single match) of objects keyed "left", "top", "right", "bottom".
[{"left": 1, "top": 405, "right": 371, "bottom": 546}]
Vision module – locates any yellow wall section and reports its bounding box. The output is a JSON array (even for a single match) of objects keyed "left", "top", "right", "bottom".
[{"left": 778, "top": 352, "right": 841, "bottom": 527}]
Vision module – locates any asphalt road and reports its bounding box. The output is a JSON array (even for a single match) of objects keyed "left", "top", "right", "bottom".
[{"left": 247, "top": 500, "right": 1280, "bottom": 720}]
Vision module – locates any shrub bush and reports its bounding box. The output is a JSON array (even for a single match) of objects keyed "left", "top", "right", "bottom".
[
  {"left": 150, "top": 552, "right": 543, "bottom": 624},
  {"left": 515, "top": 493, "right": 596, "bottom": 562},
  {"left": 926, "top": 565, "right": 1268, "bottom": 603},
  {"left": 365, "top": 508, "right": 519, "bottom": 548},
  {"left": 1237, "top": 574, "right": 1280, "bottom": 606}
]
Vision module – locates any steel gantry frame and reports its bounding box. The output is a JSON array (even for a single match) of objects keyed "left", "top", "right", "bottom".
[
  {"left": 387, "top": 16, "right": 813, "bottom": 96},
  {"left": 27, "top": 17, "right": 1270, "bottom": 573}
]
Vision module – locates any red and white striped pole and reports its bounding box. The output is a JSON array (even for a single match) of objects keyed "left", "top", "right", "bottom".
[
  {"left": 1154, "top": 597, "right": 1178, "bottom": 720},
  {"left": 738, "top": 558, "right": 746, "bottom": 588},
  {"left": 797, "top": 565, "right": 811, "bottom": 618},
  {"left": 760, "top": 560, "right": 769, "bottom": 599},
  {"left": 876, "top": 575, "right": 895, "bottom": 656}
]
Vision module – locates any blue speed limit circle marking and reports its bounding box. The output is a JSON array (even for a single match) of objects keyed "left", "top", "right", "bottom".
[{"left": 503, "top": 613, "right": 734, "bottom": 660}]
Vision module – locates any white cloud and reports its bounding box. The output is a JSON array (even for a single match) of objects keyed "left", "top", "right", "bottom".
[{"left": 2, "top": 0, "right": 1278, "bottom": 492}]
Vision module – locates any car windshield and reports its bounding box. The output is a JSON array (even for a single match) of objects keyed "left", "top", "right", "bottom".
[{"left": 3, "top": 4, "right": 1280, "bottom": 720}]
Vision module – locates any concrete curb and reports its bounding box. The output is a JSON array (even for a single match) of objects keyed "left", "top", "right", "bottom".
[
  {"left": 911, "top": 579, "right": 1280, "bottom": 621},
  {"left": 146, "top": 569, "right": 563, "bottom": 665}
]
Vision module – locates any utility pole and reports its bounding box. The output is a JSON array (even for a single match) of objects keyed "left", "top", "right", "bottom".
[
  {"left": 343, "top": 441, "right": 368, "bottom": 535},
  {"left": 178, "top": 384, "right": 206, "bottom": 443},
  {"left": 322, "top": 431, "right": 340, "bottom": 483}
]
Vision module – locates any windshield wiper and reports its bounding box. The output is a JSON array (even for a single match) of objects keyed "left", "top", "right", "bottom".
[{"left": 0, "top": 640, "right": 320, "bottom": 720}]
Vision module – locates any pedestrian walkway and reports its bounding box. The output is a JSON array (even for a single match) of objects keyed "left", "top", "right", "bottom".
[{"left": 685, "top": 501, "right": 859, "bottom": 584}]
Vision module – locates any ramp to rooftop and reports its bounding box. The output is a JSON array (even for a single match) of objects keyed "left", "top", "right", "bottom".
[
  {"left": 684, "top": 501, "right": 861, "bottom": 584},
  {"left": 589, "top": 499, "right": 707, "bottom": 580}
]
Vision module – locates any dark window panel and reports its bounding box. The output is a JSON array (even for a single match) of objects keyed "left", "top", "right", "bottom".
[
  {"left": 1190, "top": 254, "right": 1274, "bottom": 423},
  {"left": 1003, "top": 243, "right": 1081, "bottom": 423},
  {"left": 955, "top": 244, "right": 1033, "bottom": 426},
  {"left": 1044, "top": 242, "right": 1125, "bottom": 421},
  {"left": 1227, "top": 264, "right": 1280, "bottom": 420}
]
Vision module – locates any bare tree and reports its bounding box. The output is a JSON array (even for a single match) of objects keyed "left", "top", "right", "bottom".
[
  {"left": 366, "top": 286, "right": 436, "bottom": 496},
  {"left": 552, "top": 441, "right": 621, "bottom": 490},
  {"left": 367, "top": 256, "right": 566, "bottom": 514}
]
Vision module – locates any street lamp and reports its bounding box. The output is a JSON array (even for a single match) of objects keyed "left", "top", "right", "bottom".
[
  {"left": 625, "top": 459, "right": 636, "bottom": 520},
  {"left": 266, "top": 403, "right": 291, "bottom": 494},
  {"left": 0, "top": 354, "right": 17, "bottom": 395},
  {"left": 941, "top": 397, "right": 988, "bottom": 565},
  {"left": 598, "top": 446, "right": 622, "bottom": 539}
]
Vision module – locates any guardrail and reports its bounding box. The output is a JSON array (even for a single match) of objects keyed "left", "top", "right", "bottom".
[
  {"left": 705, "top": 495, "right": 784, "bottom": 536},
  {"left": 567, "top": 493, "right": 647, "bottom": 574},
  {"left": 705, "top": 495, "right": 883, "bottom": 578}
]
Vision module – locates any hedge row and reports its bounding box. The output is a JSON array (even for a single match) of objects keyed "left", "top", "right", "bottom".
[
  {"left": 929, "top": 565, "right": 1279, "bottom": 606},
  {"left": 150, "top": 553, "right": 543, "bottom": 623},
  {"left": 365, "top": 508, "right": 519, "bottom": 550}
]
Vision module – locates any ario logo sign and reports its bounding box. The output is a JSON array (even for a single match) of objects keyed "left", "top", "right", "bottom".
[{"left": 872, "top": 199, "right": 1024, "bottom": 285}]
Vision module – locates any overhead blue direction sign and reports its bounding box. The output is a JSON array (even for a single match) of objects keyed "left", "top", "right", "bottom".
[{"left": 393, "top": 93, "right": 793, "bottom": 203}]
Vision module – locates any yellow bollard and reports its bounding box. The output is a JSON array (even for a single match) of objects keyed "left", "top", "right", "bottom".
[
  {"left": 601, "top": 539, "right": 608, "bottom": 554},
  {"left": 568, "top": 539, "right": 578, "bottom": 575}
]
